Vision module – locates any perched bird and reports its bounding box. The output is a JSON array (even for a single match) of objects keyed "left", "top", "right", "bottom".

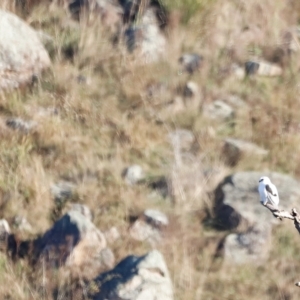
[{"left": 258, "top": 176, "right": 279, "bottom": 207}]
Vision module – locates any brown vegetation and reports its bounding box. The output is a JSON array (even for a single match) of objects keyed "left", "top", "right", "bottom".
[{"left": 0, "top": 0, "right": 300, "bottom": 299}]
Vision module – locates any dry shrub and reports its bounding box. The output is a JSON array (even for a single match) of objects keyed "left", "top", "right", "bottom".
[
  {"left": 169, "top": 153, "right": 227, "bottom": 212},
  {"left": 204, "top": 0, "right": 298, "bottom": 61},
  {"left": 1, "top": 0, "right": 300, "bottom": 299}
]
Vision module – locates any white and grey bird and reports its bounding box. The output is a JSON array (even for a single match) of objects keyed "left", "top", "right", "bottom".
[{"left": 258, "top": 176, "right": 279, "bottom": 207}]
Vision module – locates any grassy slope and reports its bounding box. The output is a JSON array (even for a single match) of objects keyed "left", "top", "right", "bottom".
[{"left": 0, "top": 0, "right": 300, "bottom": 299}]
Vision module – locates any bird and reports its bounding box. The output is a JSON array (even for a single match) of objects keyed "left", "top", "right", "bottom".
[{"left": 258, "top": 176, "right": 279, "bottom": 207}]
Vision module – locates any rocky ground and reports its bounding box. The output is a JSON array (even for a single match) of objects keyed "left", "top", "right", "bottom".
[{"left": 1, "top": 0, "right": 300, "bottom": 299}]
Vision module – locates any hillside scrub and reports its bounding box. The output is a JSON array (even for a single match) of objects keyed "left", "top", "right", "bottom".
[{"left": 0, "top": 0, "right": 300, "bottom": 299}]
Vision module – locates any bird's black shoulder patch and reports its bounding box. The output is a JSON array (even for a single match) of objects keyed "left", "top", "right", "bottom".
[{"left": 266, "top": 184, "right": 276, "bottom": 196}]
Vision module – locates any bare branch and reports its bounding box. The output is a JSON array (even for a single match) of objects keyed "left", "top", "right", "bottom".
[
  {"left": 263, "top": 203, "right": 291, "bottom": 220},
  {"left": 263, "top": 203, "right": 300, "bottom": 234},
  {"left": 291, "top": 208, "right": 300, "bottom": 234},
  {"left": 263, "top": 203, "right": 300, "bottom": 287}
]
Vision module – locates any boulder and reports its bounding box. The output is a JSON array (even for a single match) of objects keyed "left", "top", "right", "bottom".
[
  {"left": 179, "top": 53, "right": 203, "bottom": 74},
  {"left": 12, "top": 216, "right": 32, "bottom": 233},
  {"left": 34, "top": 210, "right": 111, "bottom": 277},
  {"left": 245, "top": 61, "right": 260, "bottom": 76},
  {"left": 129, "top": 209, "right": 169, "bottom": 246},
  {"left": 148, "top": 176, "right": 169, "bottom": 199},
  {"left": 183, "top": 81, "right": 199, "bottom": 98},
  {"left": 69, "top": 203, "right": 93, "bottom": 221},
  {"left": 144, "top": 209, "right": 169, "bottom": 226},
  {"left": 231, "top": 64, "right": 246, "bottom": 79},
  {"left": 51, "top": 181, "right": 76, "bottom": 206},
  {"left": 66, "top": 0, "right": 122, "bottom": 25},
  {"left": 245, "top": 60, "right": 282, "bottom": 76},
  {"left": 36, "top": 30, "right": 54, "bottom": 52},
  {"left": 0, "top": 10, "right": 50, "bottom": 90},
  {"left": 104, "top": 226, "right": 120, "bottom": 244},
  {"left": 129, "top": 219, "right": 161, "bottom": 245},
  {"left": 213, "top": 171, "right": 300, "bottom": 230},
  {"left": 222, "top": 138, "right": 269, "bottom": 166},
  {"left": 182, "top": 81, "right": 202, "bottom": 110},
  {"left": 122, "top": 164, "right": 145, "bottom": 185},
  {"left": 222, "top": 223, "right": 272, "bottom": 265},
  {"left": 6, "top": 118, "right": 37, "bottom": 133},
  {"left": 89, "top": 250, "right": 174, "bottom": 300},
  {"left": 129, "top": 209, "right": 168, "bottom": 245},
  {"left": 119, "top": 0, "right": 168, "bottom": 29},
  {"left": 124, "top": 8, "right": 166, "bottom": 62},
  {"left": 203, "top": 100, "right": 234, "bottom": 121},
  {"left": 0, "top": 219, "right": 10, "bottom": 251}
]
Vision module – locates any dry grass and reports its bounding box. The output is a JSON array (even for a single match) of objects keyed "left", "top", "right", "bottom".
[{"left": 0, "top": 0, "right": 300, "bottom": 299}]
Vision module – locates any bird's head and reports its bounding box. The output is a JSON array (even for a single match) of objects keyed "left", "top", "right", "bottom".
[{"left": 259, "top": 176, "right": 271, "bottom": 185}]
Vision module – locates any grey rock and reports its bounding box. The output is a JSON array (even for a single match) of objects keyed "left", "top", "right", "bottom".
[
  {"left": 223, "top": 138, "right": 269, "bottom": 166},
  {"left": 76, "top": 74, "right": 91, "bottom": 85},
  {"left": 37, "top": 210, "right": 108, "bottom": 277},
  {"left": 183, "top": 81, "right": 199, "bottom": 98},
  {"left": 129, "top": 219, "right": 162, "bottom": 245},
  {"left": 70, "top": 203, "right": 93, "bottom": 221},
  {"left": 0, "top": 10, "right": 51, "bottom": 90},
  {"left": 104, "top": 226, "right": 120, "bottom": 244},
  {"left": 51, "top": 181, "right": 75, "bottom": 206},
  {"left": 168, "top": 129, "right": 194, "bottom": 151},
  {"left": 36, "top": 30, "right": 54, "bottom": 52},
  {"left": 67, "top": 0, "right": 122, "bottom": 27},
  {"left": 6, "top": 118, "right": 37, "bottom": 133},
  {"left": 67, "top": 0, "right": 103, "bottom": 18},
  {"left": 245, "top": 61, "right": 260, "bottom": 75},
  {"left": 0, "top": 219, "right": 10, "bottom": 251},
  {"left": 213, "top": 171, "right": 300, "bottom": 230},
  {"left": 182, "top": 81, "right": 202, "bottom": 110},
  {"left": 144, "top": 209, "right": 169, "bottom": 226},
  {"left": 179, "top": 53, "right": 203, "bottom": 74},
  {"left": 130, "top": 209, "right": 168, "bottom": 245},
  {"left": 203, "top": 100, "right": 234, "bottom": 121},
  {"left": 245, "top": 60, "right": 282, "bottom": 76},
  {"left": 90, "top": 250, "right": 173, "bottom": 300},
  {"left": 99, "top": 247, "right": 115, "bottom": 269},
  {"left": 122, "top": 165, "right": 144, "bottom": 185},
  {"left": 223, "top": 223, "right": 272, "bottom": 265},
  {"left": 13, "top": 215, "right": 32, "bottom": 232},
  {"left": 231, "top": 64, "right": 245, "bottom": 79},
  {"left": 148, "top": 176, "right": 169, "bottom": 198},
  {"left": 124, "top": 8, "right": 166, "bottom": 62},
  {"left": 120, "top": 0, "right": 168, "bottom": 29}
]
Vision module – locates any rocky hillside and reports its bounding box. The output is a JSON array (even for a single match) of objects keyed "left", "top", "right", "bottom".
[{"left": 0, "top": 0, "right": 300, "bottom": 299}]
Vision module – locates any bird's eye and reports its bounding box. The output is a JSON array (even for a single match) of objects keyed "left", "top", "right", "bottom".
[{"left": 259, "top": 179, "right": 263, "bottom": 182}]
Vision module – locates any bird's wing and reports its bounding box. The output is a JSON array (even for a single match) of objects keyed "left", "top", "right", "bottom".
[{"left": 266, "top": 184, "right": 277, "bottom": 196}]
